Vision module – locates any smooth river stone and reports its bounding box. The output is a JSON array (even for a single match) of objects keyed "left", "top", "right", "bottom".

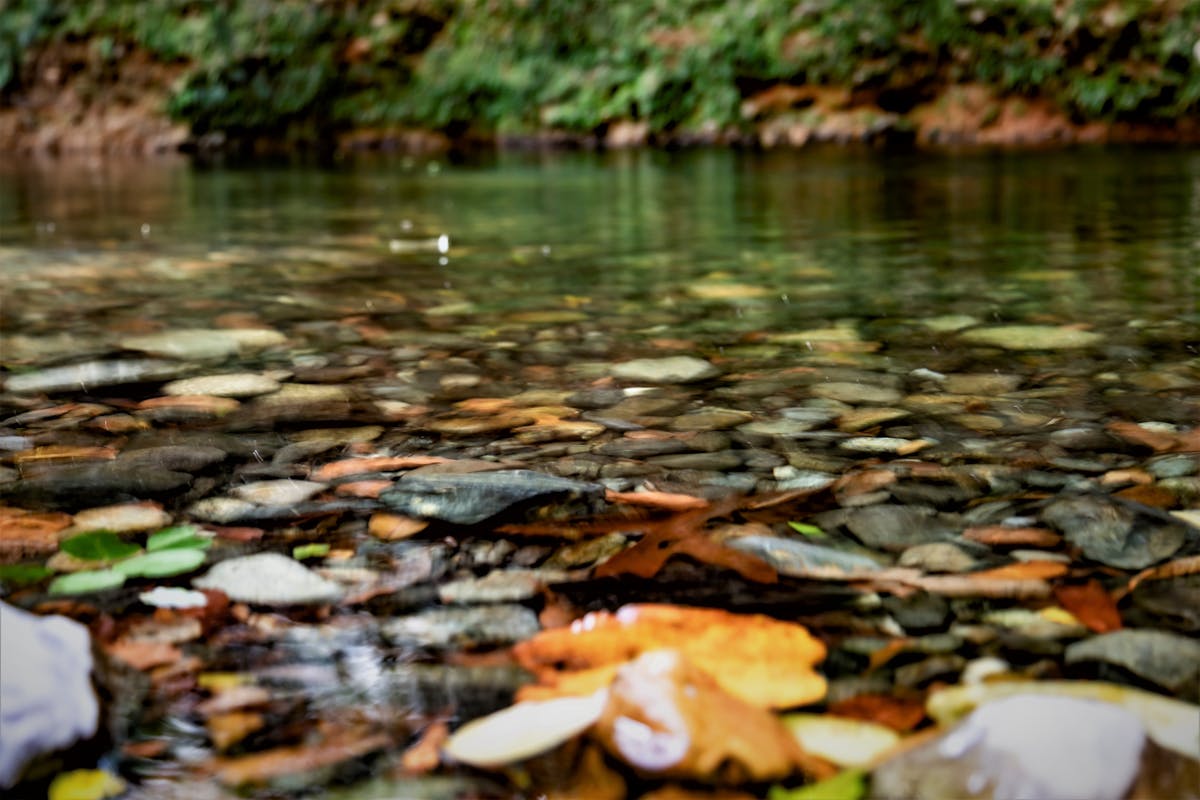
[
  {"left": 382, "top": 605, "right": 540, "bottom": 649},
  {"left": 610, "top": 356, "right": 720, "bottom": 384},
  {"left": 69, "top": 502, "right": 171, "bottom": 535},
  {"left": 1065, "top": 629, "right": 1200, "bottom": 699},
  {"left": 1041, "top": 495, "right": 1186, "bottom": 569},
  {"left": 810, "top": 382, "right": 902, "bottom": 405},
  {"left": 959, "top": 325, "right": 1104, "bottom": 350},
  {"left": 162, "top": 373, "right": 281, "bottom": 398},
  {"left": 230, "top": 479, "right": 327, "bottom": 507},
  {"left": 381, "top": 470, "right": 603, "bottom": 525},
  {"left": 3, "top": 359, "right": 188, "bottom": 394},
  {"left": 193, "top": 553, "right": 342, "bottom": 606},
  {"left": 120, "top": 328, "right": 286, "bottom": 360}
]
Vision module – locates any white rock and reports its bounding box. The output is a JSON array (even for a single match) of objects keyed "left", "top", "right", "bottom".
[
  {"left": 611, "top": 356, "right": 720, "bottom": 384},
  {"left": 193, "top": 553, "right": 343, "bottom": 606},
  {"left": 162, "top": 373, "right": 282, "bottom": 398},
  {"left": 231, "top": 480, "right": 326, "bottom": 507},
  {"left": 0, "top": 602, "right": 98, "bottom": 787},
  {"left": 70, "top": 502, "right": 171, "bottom": 534}
]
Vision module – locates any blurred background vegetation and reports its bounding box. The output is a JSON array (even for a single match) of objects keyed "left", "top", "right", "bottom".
[{"left": 1, "top": 0, "right": 1198, "bottom": 146}]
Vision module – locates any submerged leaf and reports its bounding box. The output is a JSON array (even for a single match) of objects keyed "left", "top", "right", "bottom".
[
  {"left": 292, "top": 543, "right": 330, "bottom": 560},
  {"left": 59, "top": 530, "right": 140, "bottom": 561},
  {"left": 0, "top": 563, "right": 54, "bottom": 585},
  {"left": 787, "top": 522, "right": 827, "bottom": 538},
  {"left": 48, "top": 769, "right": 126, "bottom": 800},
  {"left": 113, "top": 548, "right": 207, "bottom": 578},
  {"left": 514, "top": 604, "right": 826, "bottom": 709},
  {"left": 769, "top": 769, "right": 866, "bottom": 800},
  {"left": 48, "top": 569, "right": 126, "bottom": 595},
  {"left": 147, "top": 524, "right": 212, "bottom": 552},
  {"left": 443, "top": 689, "right": 609, "bottom": 768},
  {"left": 781, "top": 714, "right": 899, "bottom": 768}
]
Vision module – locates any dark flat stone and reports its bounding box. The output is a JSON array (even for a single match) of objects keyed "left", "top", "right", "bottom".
[{"left": 380, "top": 469, "right": 603, "bottom": 525}]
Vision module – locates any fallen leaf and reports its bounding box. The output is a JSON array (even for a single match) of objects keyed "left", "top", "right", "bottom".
[
  {"left": 211, "top": 729, "right": 392, "bottom": 786},
  {"left": 968, "top": 560, "right": 1068, "bottom": 581},
  {"left": 1117, "top": 554, "right": 1200, "bottom": 598},
  {"left": 207, "top": 711, "right": 265, "bottom": 751},
  {"left": 781, "top": 714, "right": 900, "bottom": 768},
  {"left": 514, "top": 604, "right": 826, "bottom": 709},
  {"left": 1053, "top": 580, "right": 1122, "bottom": 633},
  {"left": 0, "top": 506, "right": 71, "bottom": 562},
  {"left": 105, "top": 639, "right": 182, "bottom": 671},
  {"left": 310, "top": 455, "right": 448, "bottom": 481},
  {"left": 593, "top": 650, "right": 833, "bottom": 782},
  {"left": 604, "top": 490, "right": 709, "bottom": 511},
  {"left": 400, "top": 720, "right": 449, "bottom": 774},
  {"left": 543, "top": 744, "right": 627, "bottom": 800},
  {"left": 14, "top": 445, "right": 118, "bottom": 466},
  {"left": 48, "top": 769, "right": 126, "bottom": 800},
  {"left": 334, "top": 479, "right": 393, "bottom": 498},
  {"left": 1114, "top": 484, "right": 1179, "bottom": 508},
  {"left": 1106, "top": 421, "right": 1182, "bottom": 452},
  {"left": 595, "top": 503, "right": 776, "bottom": 584},
  {"left": 768, "top": 769, "right": 866, "bottom": 800},
  {"left": 443, "top": 690, "right": 608, "bottom": 768},
  {"left": 962, "top": 525, "right": 1062, "bottom": 548},
  {"left": 367, "top": 512, "right": 429, "bottom": 540},
  {"left": 825, "top": 694, "right": 927, "bottom": 733}
]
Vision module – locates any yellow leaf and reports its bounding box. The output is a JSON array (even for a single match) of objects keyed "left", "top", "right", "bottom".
[{"left": 48, "top": 769, "right": 126, "bottom": 800}]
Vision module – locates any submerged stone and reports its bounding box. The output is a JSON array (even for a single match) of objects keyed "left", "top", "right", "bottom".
[
  {"left": 1065, "top": 629, "right": 1200, "bottom": 700},
  {"left": 380, "top": 470, "right": 603, "bottom": 525},
  {"left": 959, "top": 325, "right": 1104, "bottom": 350},
  {"left": 728, "top": 535, "right": 883, "bottom": 575},
  {"left": 193, "top": 553, "right": 343, "bottom": 606},
  {"left": 382, "top": 605, "right": 539, "bottom": 649},
  {"left": 1042, "top": 495, "right": 1187, "bottom": 569},
  {"left": 610, "top": 356, "right": 720, "bottom": 384},
  {"left": 3, "top": 359, "right": 188, "bottom": 394}
]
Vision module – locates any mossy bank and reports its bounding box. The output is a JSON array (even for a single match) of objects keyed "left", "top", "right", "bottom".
[{"left": 3, "top": 0, "right": 1199, "bottom": 154}]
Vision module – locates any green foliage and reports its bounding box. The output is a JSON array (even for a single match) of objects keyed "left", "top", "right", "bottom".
[
  {"left": 60, "top": 530, "right": 141, "bottom": 562},
  {"left": 0, "top": 563, "right": 54, "bottom": 586},
  {"left": 293, "top": 542, "right": 331, "bottom": 560},
  {"left": 48, "top": 569, "right": 126, "bottom": 595},
  {"left": 147, "top": 524, "right": 212, "bottom": 552},
  {"left": 3, "top": 0, "right": 1198, "bottom": 138},
  {"left": 113, "top": 548, "right": 207, "bottom": 578}
]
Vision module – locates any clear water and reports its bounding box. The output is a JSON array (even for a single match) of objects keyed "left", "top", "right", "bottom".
[{"left": 1, "top": 146, "right": 1197, "bottom": 379}]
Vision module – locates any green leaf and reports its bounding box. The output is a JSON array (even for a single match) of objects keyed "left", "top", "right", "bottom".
[
  {"left": 48, "top": 569, "right": 127, "bottom": 595},
  {"left": 147, "top": 525, "right": 212, "bottom": 552},
  {"left": 60, "top": 531, "right": 141, "bottom": 561},
  {"left": 768, "top": 769, "right": 866, "bottom": 800},
  {"left": 113, "top": 548, "right": 207, "bottom": 579},
  {"left": 0, "top": 563, "right": 54, "bottom": 585},
  {"left": 292, "top": 543, "right": 330, "bottom": 560},
  {"left": 787, "top": 521, "right": 827, "bottom": 538}
]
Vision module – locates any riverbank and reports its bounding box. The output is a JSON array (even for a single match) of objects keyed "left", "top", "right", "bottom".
[{"left": 3, "top": 1, "right": 1199, "bottom": 154}]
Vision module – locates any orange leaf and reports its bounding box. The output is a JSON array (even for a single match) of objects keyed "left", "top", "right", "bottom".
[
  {"left": 1106, "top": 421, "right": 1180, "bottom": 453},
  {"left": 962, "top": 525, "right": 1062, "bottom": 548},
  {"left": 1052, "top": 580, "right": 1122, "bottom": 633},
  {"left": 513, "top": 604, "right": 826, "bottom": 709},
  {"left": 1119, "top": 554, "right": 1200, "bottom": 598},
  {"left": 399, "top": 721, "right": 449, "bottom": 775},
  {"left": 105, "top": 639, "right": 182, "bottom": 671},
  {"left": 310, "top": 455, "right": 448, "bottom": 481},
  {"left": 1114, "top": 484, "right": 1178, "bottom": 509},
  {"left": 969, "top": 560, "right": 1068, "bottom": 581},
  {"left": 207, "top": 711, "right": 265, "bottom": 752},
  {"left": 211, "top": 730, "right": 391, "bottom": 786},
  {"left": 592, "top": 650, "right": 833, "bottom": 782},
  {"left": 826, "top": 694, "right": 928, "bottom": 732},
  {"left": 368, "top": 513, "right": 429, "bottom": 540},
  {"left": 334, "top": 480, "right": 393, "bottom": 499},
  {"left": 604, "top": 489, "right": 709, "bottom": 512}
]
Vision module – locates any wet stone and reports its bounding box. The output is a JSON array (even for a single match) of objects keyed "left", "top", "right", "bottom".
[
  {"left": 729, "top": 535, "right": 884, "bottom": 576},
  {"left": 381, "top": 605, "right": 540, "bottom": 650},
  {"left": 610, "top": 356, "right": 720, "bottom": 384},
  {"left": 1065, "top": 629, "right": 1200, "bottom": 700},
  {"left": 1149, "top": 455, "right": 1199, "bottom": 479},
  {"left": 646, "top": 451, "right": 743, "bottom": 470},
  {"left": 810, "top": 382, "right": 902, "bottom": 405},
  {"left": 230, "top": 480, "right": 327, "bottom": 507},
  {"left": 593, "top": 437, "right": 691, "bottom": 458},
  {"left": 161, "top": 372, "right": 282, "bottom": 398},
  {"left": 120, "top": 328, "right": 286, "bottom": 360},
  {"left": 437, "top": 568, "right": 567, "bottom": 604},
  {"left": 3, "top": 359, "right": 189, "bottom": 394},
  {"left": 0, "top": 462, "right": 193, "bottom": 508},
  {"left": 882, "top": 592, "right": 950, "bottom": 634},
  {"left": 187, "top": 497, "right": 260, "bottom": 524},
  {"left": 902, "top": 544, "right": 974, "bottom": 575},
  {"left": 668, "top": 408, "right": 755, "bottom": 431},
  {"left": 1042, "top": 495, "right": 1187, "bottom": 569},
  {"left": 959, "top": 324, "right": 1105, "bottom": 350},
  {"left": 842, "top": 505, "right": 958, "bottom": 552},
  {"left": 69, "top": 502, "right": 171, "bottom": 535},
  {"left": 738, "top": 419, "right": 830, "bottom": 438},
  {"left": 943, "top": 373, "right": 1023, "bottom": 395},
  {"left": 380, "top": 469, "right": 603, "bottom": 525},
  {"left": 193, "top": 553, "right": 343, "bottom": 606}
]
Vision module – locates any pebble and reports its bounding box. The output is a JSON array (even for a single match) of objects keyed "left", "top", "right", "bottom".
[
  {"left": 187, "top": 497, "right": 260, "bottom": 524},
  {"left": 645, "top": 451, "right": 743, "bottom": 470},
  {"left": 668, "top": 408, "right": 755, "bottom": 431},
  {"left": 943, "top": 373, "right": 1022, "bottom": 395},
  {"left": 437, "top": 568, "right": 567, "bottom": 604},
  {"left": 898, "top": 542, "right": 979, "bottom": 573},
  {"left": 610, "top": 356, "right": 720, "bottom": 384},
  {"left": 1042, "top": 496, "right": 1186, "bottom": 569},
  {"left": 728, "top": 535, "right": 883, "bottom": 575},
  {"left": 959, "top": 324, "right": 1105, "bottom": 350},
  {"left": 842, "top": 505, "right": 957, "bottom": 552},
  {"left": 1065, "top": 629, "right": 1200, "bottom": 700},
  {"left": 3, "top": 359, "right": 188, "bottom": 394},
  {"left": 381, "top": 470, "right": 603, "bottom": 525},
  {"left": 382, "top": 605, "right": 540, "bottom": 649},
  {"left": 120, "top": 328, "right": 286, "bottom": 360},
  {"left": 69, "top": 502, "right": 171, "bottom": 535},
  {"left": 193, "top": 553, "right": 343, "bottom": 606},
  {"left": 230, "top": 480, "right": 327, "bottom": 507},
  {"left": 811, "top": 382, "right": 902, "bottom": 405},
  {"left": 161, "top": 373, "right": 282, "bottom": 398}
]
